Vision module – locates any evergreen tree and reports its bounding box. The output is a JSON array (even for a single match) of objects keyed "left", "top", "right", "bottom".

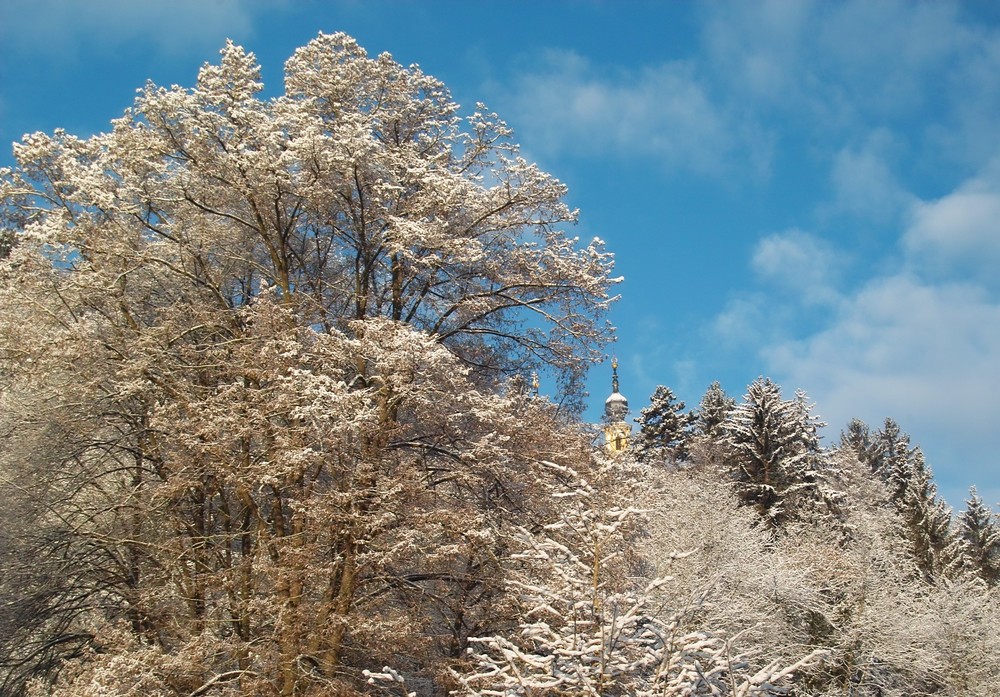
[
  {"left": 867, "top": 418, "right": 913, "bottom": 493},
  {"left": 790, "top": 389, "right": 824, "bottom": 453},
  {"left": 863, "top": 420, "right": 959, "bottom": 580},
  {"left": 632, "top": 385, "right": 694, "bottom": 463},
  {"left": 898, "top": 454, "right": 958, "bottom": 581},
  {"left": 839, "top": 417, "right": 872, "bottom": 461},
  {"left": 694, "top": 380, "right": 735, "bottom": 439},
  {"left": 956, "top": 486, "right": 1000, "bottom": 585},
  {"left": 723, "top": 377, "right": 833, "bottom": 529}
]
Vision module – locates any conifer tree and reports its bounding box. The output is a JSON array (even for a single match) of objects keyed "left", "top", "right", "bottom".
[
  {"left": 898, "top": 455, "right": 958, "bottom": 581},
  {"left": 839, "top": 417, "right": 872, "bottom": 461},
  {"left": 694, "top": 381, "right": 735, "bottom": 439},
  {"left": 723, "top": 378, "right": 833, "bottom": 529},
  {"left": 956, "top": 486, "right": 1000, "bottom": 585},
  {"left": 632, "top": 385, "right": 694, "bottom": 463},
  {"left": 867, "top": 419, "right": 914, "bottom": 498},
  {"left": 862, "top": 420, "right": 959, "bottom": 580}
]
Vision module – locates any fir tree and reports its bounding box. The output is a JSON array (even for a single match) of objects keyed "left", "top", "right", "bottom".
[
  {"left": 865, "top": 420, "right": 960, "bottom": 582},
  {"left": 723, "top": 378, "right": 833, "bottom": 529},
  {"left": 868, "top": 418, "right": 913, "bottom": 495},
  {"left": 956, "top": 486, "right": 1000, "bottom": 585},
  {"left": 632, "top": 385, "right": 694, "bottom": 463},
  {"left": 694, "top": 380, "right": 735, "bottom": 439},
  {"left": 839, "top": 417, "right": 873, "bottom": 462},
  {"left": 898, "top": 455, "right": 958, "bottom": 581}
]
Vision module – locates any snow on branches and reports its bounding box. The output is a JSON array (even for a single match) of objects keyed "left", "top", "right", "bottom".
[
  {"left": 0, "top": 32, "right": 617, "bottom": 695},
  {"left": 452, "top": 461, "right": 827, "bottom": 696}
]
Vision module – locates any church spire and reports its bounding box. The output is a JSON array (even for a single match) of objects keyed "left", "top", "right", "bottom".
[{"left": 603, "top": 356, "right": 631, "bottom": 453}]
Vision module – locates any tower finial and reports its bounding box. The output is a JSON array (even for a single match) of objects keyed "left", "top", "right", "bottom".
[{"left": 604, "top": 354, "right": 630, "bottom": 453}]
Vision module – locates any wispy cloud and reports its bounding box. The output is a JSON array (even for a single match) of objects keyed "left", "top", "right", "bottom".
[
  {"left": 711, "top": 294, "right": 773, "bottom": 349},
  {"left": 703, "top": 1, "right": 971, "bottom": 123},
  {"left": 904, "top": 160, "right": 1000, "bottom": 287},
  {"left": 828, "top": 133, "right": 915, "bottom": 225},
  {"left": 0, "top": 0, "right": 276, "bottom": 60},
  {"left": 751, "top": 229, "right": 844, "bottom": 305},
  {"left": 709, "top": 229, "right": 844, "bottom": 357},
  {"left": 767, "top": 273, "right": 1000, "bottom": 504},
  {"left": 500, "top": 49, "right": 772, "bottom": 178}
]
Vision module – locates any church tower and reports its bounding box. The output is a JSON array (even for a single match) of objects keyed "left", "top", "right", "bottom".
[{"left": 603, "top": 357, "right": 631, "bottom": 454}]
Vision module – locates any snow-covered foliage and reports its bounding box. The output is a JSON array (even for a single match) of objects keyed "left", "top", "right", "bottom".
[
  {"left": 0, "top": 33, "right": 617, "bottom": 696},
  {"left": 722, "top": 378, "right": 840, "bottom": 529},
  {"left": 454, "top": 460, "right": 827, "bottom": 696},
  {"left": 848, "top": 419, "right": 960, "bottom": 581},
  {"left": 1, "top": 29, "right": 998, "bottom": 697},
  {"left": 694, "top": 381, "right": 736, "bottom": 441},
  {"left": 632, "top": 385, "right": 695, "bottom": 464},
  {"left": 956, "top": 486, "right": 1000, "bottom": 584},
  {"left": 642, "top": 453, "right": 1000, "bottom": 697}
]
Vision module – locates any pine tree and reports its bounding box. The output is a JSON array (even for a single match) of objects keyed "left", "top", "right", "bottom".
[
  {"left": 723, "top": 378, "right": 833, "bottom": 529},
  {"left": 632, "top": 385, "right": 694, "bottom": 463},
  {"left": 839, "top": 417, "right": 872, "bottom": 461},
  {"left": 956, "top": 487, "right": 1000, "bottom": 585},
  {"left": 898, "top": 455, "right": 958, "bottom": 581},
  {"left": 694, "top": 381, "right": 735, "bottom": 439},
  {"left": 863, "top": 420, "right": 959, "bottom": 580},
  {"left": 867, "top": 418, "right": 913, "bottom": 495}
]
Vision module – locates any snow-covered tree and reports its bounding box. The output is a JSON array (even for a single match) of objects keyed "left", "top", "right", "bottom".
[
  {"left": 855, "top": 420, "right": 959, "bottom": 581},
  {"left": 838, "top": 418, "right": 872, "bottom": 461},
  {"left": 645, "top": 451, "right": 1000, "bottom": 697},
  {"left": 632, "top": 385, "right": 694, "bottom": 463},
  {"left": 864, "top": 418, "right": 918, "bottom": 503},
  {"left": 955, "top": 486, "right": 1000, "bottom": 585},
  {"left": 0, "top": 33, "right": 618, "bottom": 696},
  {"left": 694, "top": 381, "right": 735, "bottom": 440},
  {"left": 722, "top": 378, "right": 836, "bottom": 529},
  {"left": 641, "top": 466, "right": 834, "bottom": 672},
  {"left": 453, "top": 460, "right": 827, "bottom": 697},
  {"left": 897, "top": 454, "right": 958, "bottom": 581}
]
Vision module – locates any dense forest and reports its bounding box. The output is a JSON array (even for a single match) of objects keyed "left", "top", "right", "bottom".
[{"left": 1, "top": 33, "right": 998, "bottom": 696}]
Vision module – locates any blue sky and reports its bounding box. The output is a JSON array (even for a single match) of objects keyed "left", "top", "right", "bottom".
[{"left": 2, "top": 0, "right": 999, "bottom": 510}]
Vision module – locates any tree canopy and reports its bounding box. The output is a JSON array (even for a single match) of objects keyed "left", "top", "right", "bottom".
[{"left": 0, "top": 33, "right": 619, "bottom": 696}]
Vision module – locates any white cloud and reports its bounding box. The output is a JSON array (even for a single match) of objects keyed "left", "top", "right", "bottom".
[
  {"left": 829, "top": 134, "right": 914, "bottom": 224},
  {"left": 700, "top": 0, "right": 813, "bottom": 105},
  {"left": 711, "top": 294, "right": 771, "bottom": 347},
  {"left": 703, "top": 0, "right": 964, "bottom": 117},
  {"left": 813, "top": 1, "right": 965, "bottom": 116},
  {"left": 751, "top": 229, "right": 843, "bottom": 305},
  {"left": 903, "top": 163, "right": 1000, "bottom": 284},
  {"left": 701, "top": 0, "right": 1000, "bottom": 171},
  {"left": 0, "top": 0, "right": 275, "bottom": 59},
  {"left": 502, "top": 49, "right": 771, "bottom": 177},
  {"left": 766, "top": 274, "right": 1000, "bottom": 507},
  {"left": 503, "top": 0, "right": 1000, "bottom": 185}
]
